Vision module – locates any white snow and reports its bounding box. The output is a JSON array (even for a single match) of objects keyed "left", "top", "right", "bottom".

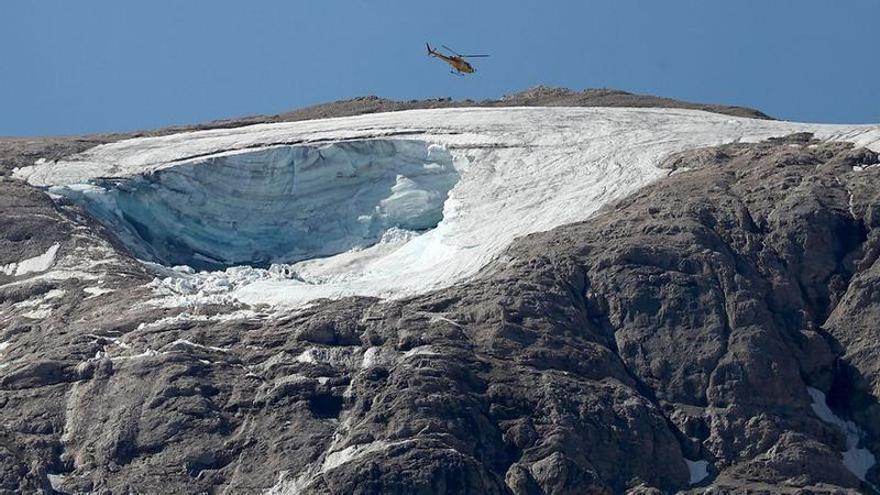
[
  {"left": 21, "top": 308, "right": 53, "bottom": 319},
  {"left": 294, "top": 347, "right": 359, "bottom": 368},
  {"left": 266, "top": 439, "right": 417, "bottom": 494},
  {"left": 12, "top": 289, "right": 65, "bottom": 310},
  {"left": 83, "top": 286, "right": 114, "bottom": 298},
  {"left": 0, "top": 242, "right": 117, "bottom": 294},
  {"left": 0, "top": 243, "right": 60, "bottom": 277},
  {"left": 15, "top": 107, "right": 880, "bottom": 309},
  {"left": 164, "top": 339, "right": 229, "bottom": 353},
  {"left": 361, "top": 346, "right": 401, "bottom": 368},
  {"left": 12, "top": 288, "right": 65, "bottom": 319},
  {"left": 807, "top": 386, "right": 877, "bottom": 482},
  {"left": 403, "top": 345, "right": 439, "bottom": 359},
  {"left": 685, "top": 458, "right": 710, "bottom": 485},
  {"left": 47, "top": 473, "right": 64, "bottom": 491},
  {"left": 109, "top": 348, "right": 160, "bottom": 361},
  {"left": 5, "top": 269, "right": 99, "bottom": 287},
  {"left": 41, "top": 289, "right": 65, "bottom": 300},
  {"left": 85, "top": 334, "right": 131, "bottom": 351},
  {"left": 294, "top": 349, "right": 319, "bottom": 364},
  {"left": 133, "top": 309, "right": 260, "bottom": 331},
  {"left": 321, "top": 440, "right": 392, "bottom": 473}
]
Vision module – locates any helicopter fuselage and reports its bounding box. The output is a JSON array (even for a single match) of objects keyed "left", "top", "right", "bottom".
[
  {"left": 427, "top": 46, "right": 476, "bottom": 74},
  {"left": 443, "top": 55, "right": 475, "bottom": 74}
]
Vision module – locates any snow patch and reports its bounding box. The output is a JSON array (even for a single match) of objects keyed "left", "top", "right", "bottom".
[
  {"left": 294, "top": 349, "right": 319, "bottom": 365},
  {"left": 86, "top": 334, "right": 131, "bottom": 351},
  {"left": 294, "top": 347, "right": 359, "bottom": 369},
  {"left": 1, "top": 243, "right": 60, "bottom": 277},
  {"left": 164, "top": 339, "right": 229, "bottom": 353},
  {"left": 21, "top": 308, "right": 53, "bottom": 319},
  {"left": 4, "top": 269, "right": 99, "bottom": 287},
  {"left": 84, "top": 286, "right": 114, "bottom": 298},
  {"left": 403, "top": 345, "right": 440, "bottom": 359},
  {"left": 321, "top": 440, "right": 391, "bottom": 472},
  {"left": 292, "top": 345, "right": 434, "bottom": 375},
  {"left": 685, "top": 459, "right": 710, "bottom": 485},
  {"left": 109, "top": 348, "right": 160, "bottom": 361},
  {"left": 134, "top": 309, "right": 259, "bottom": 331},
  {"left": 42, "top": 289, "right": 66, "bottom": 300},
  {"left": 12, "top": 289, "right": 65, "bottom": 310},
  {"left": 266, "top": 439, "right": 417, "bottom": 494},
  {"left": 47, "top": 473, "right": 65, "bottom": 491},
  {"left": 361, "top": 346, "right": 399, "bottom": 368},
  {"left": 807, "top": 386, "right": 877, "bottom": 482}
]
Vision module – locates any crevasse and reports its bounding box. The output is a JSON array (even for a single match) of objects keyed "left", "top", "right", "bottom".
[{"left": 52, "top": 140, "right": 459, "bottom": 270}]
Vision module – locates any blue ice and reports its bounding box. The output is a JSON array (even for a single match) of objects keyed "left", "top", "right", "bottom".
[{"left": 53, "top": 140, "right": 459, "bottom": 269}]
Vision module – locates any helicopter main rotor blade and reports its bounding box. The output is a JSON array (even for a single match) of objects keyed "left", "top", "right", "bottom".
[
  {"left": 441, "top": 44, "right": 462, "bottom": 56},
  {"left": 439, "top": 44, "right": 489, "bottom": 58}
]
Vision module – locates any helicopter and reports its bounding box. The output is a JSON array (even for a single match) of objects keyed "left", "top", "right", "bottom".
[{"left": 426, "top": 43, "right": 489, "bottom": 75}]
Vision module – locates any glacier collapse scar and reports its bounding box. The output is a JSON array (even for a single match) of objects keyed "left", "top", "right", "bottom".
[{"left": 51, "top": 140, "right": 460, "bottom": 269}]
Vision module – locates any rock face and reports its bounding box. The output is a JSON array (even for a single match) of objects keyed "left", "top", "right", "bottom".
[{"left": 1, "top": 94, "right": 879, "bottom": 494}]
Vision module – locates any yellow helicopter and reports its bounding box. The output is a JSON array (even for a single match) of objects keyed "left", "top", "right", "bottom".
[{"left": 426, "top": 43, "right": 489, "bottom": 75}]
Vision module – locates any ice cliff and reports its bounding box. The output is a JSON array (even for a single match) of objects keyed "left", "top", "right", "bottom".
[{"left": 51, "top": 140, "right": 458, "bottom": 270}]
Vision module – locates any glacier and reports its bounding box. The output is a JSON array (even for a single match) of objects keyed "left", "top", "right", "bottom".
[{"left": 15, "top": 107, "right": 880, "bottom": 308}]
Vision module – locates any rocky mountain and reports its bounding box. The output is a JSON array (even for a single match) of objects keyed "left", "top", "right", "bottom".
[{"left": 1, "top": 89, "right": 879, "bottom": 494}]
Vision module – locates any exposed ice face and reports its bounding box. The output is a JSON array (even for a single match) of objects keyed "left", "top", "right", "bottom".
[{"left": 51, "top": 140, "right": 458, "bottom": 270}]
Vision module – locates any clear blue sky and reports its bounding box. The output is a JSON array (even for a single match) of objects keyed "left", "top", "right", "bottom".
[{"left": 2, "top": 0, "right": 878, "bottom": 136}]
